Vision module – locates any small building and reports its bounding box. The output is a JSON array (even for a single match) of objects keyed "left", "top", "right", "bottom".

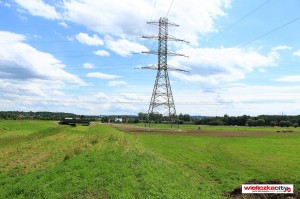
[{"left": 115, "top": 118, "right": 122, "bottom": 123}]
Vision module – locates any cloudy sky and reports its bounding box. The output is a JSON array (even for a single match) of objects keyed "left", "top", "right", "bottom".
[{"left": 0, "top": 0, "right": 300, "bottom": 116}]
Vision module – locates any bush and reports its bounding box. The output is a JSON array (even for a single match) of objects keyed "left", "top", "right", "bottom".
[
  {"left": 270, "top": 121, "right": 276, "bottom": 127},
  {"left": 257, "top": 119, "right": 265, "bottom": 126},
  {"left": 293, "top": 123, "right": 298, "bottom": 128},
  {"left": 279, "top": 120, "right": 292, "bottom": 127},
  {"left": 208, "top": 120, "right": 224, "bottom": 126}
]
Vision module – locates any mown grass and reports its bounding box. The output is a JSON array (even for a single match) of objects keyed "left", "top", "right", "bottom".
[
  {"left": 133, "top": 122, "right": 300, "bottom": 132},
  {"left": 130, "top": 132, "right": 300, "bottom": 195},
  {"left": 0, "top": 120, "right": 299, "bottom": 198},
  {"left": 0, "top": 121, "right": 201, "bottom": 198}
]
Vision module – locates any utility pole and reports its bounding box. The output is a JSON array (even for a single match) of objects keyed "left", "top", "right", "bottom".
[{"left": 141, "top": 17, "right": 188, "bottom": 127}]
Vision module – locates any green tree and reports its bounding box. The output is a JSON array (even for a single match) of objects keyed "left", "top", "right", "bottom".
[
  {"left": 270, "top": 121, "right": 276, "bottom": 127},
  {"left": 279, "top": 121, "right": 285, "bottom": 127},
  {"left": 246, "top": 119, "right": 253, "bottom": 126},
  {"left": 138, "top": 112, "right": 147, "bottom": 121},
  {"left": 257, "top": 119, "right": 265, "bottom": 126},
  {"left": 101, "top": 116, "right": 109, "bottom": 123},
  {"left": 222, "top": 114, "right": 229, "bottom": 125},
  {"left": 293, "top": 123, "right": 298, "bottom": 128},
  {"left": 279, "top": 120, "right": 291, "bottom": 127},
  {"left": 182, "top": 114, "right": 191, "bottom": 122}
]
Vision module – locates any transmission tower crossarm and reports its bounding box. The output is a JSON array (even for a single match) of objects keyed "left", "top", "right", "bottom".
[
  {"left": 135, "top": 65, "right": 189, "bottom": 72},
  {"left": 142, "top": 35, "right": 188, "bottom": 44},
  {"left": 168, "top": 66, "right": 189, "bottom": 72},
  {"left": 147, "top": 20, "right": 179, "bottom": 27},
  {"left": 167, "top": 52, "right": 189, "bottom": 57},
  {"left": 167, "top": 35, "right": 189, "bottom": 43},
  {"left": 142, "top": 35, "right": 159, "bottom": 39},
  {"left": 141, "top": 50, "right": 158, "bottom": 54},
  {"left": 136, "top": 65, "right": 158, "bottom": 70},
  {"left": 142, "top": 50, "right": 188, "bottom": 57}
]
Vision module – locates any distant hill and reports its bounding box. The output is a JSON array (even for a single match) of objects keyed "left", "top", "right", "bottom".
[
  {"left": 100, "top": 115, "right": 138, "bottom": 118},
  {"left": 191, "top": 115, "right": 207, "bottom": 119},
  {"left": 0, "top": 111, "right": 96, "bottom": 120}
]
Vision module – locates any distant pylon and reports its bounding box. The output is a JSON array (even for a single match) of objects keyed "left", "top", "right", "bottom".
[{"left": 141, "top": 17, "right": 189, "bottom": 126}]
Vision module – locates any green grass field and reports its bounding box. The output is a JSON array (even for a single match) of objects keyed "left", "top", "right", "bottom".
[
  {"left": 133, "top": 122, "right": 300, "bottom": 132},
  {"left": 0, "top": 120, "right": 299, "bottom": 198}
]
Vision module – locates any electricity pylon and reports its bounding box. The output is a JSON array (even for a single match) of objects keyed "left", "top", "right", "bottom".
[{"left": 141, "top": 17, "right": 188, "bottom": 127}]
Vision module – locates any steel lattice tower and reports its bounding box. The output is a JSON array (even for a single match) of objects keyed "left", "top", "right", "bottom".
[{"left": 141, "top": 17, "right": 188, "bottom": 125}]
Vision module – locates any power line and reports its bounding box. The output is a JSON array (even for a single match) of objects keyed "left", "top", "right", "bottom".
[
  {"left": 152, "top": 0, "right": 157, "bottom": 15},
  {"left": 1, "top": 98, "right": 299, "bottom": 105},
  {"left": 0, "top": 40, "right": 71, "bottom": 44},
  {"left": 165, "top": 0, "right": 175, "bottom": 17},
  {"left": 3, "top": 88, "right": 300, "bottom": 95},
  {"left": 216, "top": 15, "right": 300, "bottom": 59},
  {"left": 239, "top": 16, "right": 300, "bottom": 48},
  {"left": 207, "top": 0, "right": 272, "bottom": 42},
  {"left": 138, "top": 0, "right": 159, "bottom": 72}
]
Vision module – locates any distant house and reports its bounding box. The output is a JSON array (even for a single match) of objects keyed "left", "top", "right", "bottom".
[{"left": 115, "top": 118, "right": 122, "bottom": 123}]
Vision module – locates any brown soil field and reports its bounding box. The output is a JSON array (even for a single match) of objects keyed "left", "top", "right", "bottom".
[{"left": 110, "top": 124, "right": 275, "bottom": 137}]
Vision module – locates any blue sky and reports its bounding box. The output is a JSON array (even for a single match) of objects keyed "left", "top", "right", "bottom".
[{"left": 0, "top": 0, "right": 300, "bottom": 116}]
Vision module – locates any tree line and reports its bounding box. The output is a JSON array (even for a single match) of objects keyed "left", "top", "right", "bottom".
[
  {"left": 195, "top": 114, "right": 300, "bottom": 127},
  {"left": 0, "top": 111, "right": 98, "bottom": 121},
  {"left": 1, "top": 111, "right": 299, "bottom": 127},
  {"left": 136, "top": 113, "right": 300, "bottom": 127}
]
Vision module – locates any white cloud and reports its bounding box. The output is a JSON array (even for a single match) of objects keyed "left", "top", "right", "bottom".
[
  {"left": 0, "top": 31, "right": 84, "bottom": 85},
  {"left": 258, "top": 68, "right": 267, "bottom": 73},
  {"left": 58, "top": 21, "right": 69, "bottom": 28},
  {"left": 62, "top": 0, "right": 153, "bottom": 37},
  {"left": 83, "top": 63, "right": 95, "bottom": 69},
  {"left": 67, "top": 36, "right": 74, "bottom": 41},
  {"left": 293, "top": 49, "right": 300, "bottom": 57},
  {"left": 93, "top": 50, "right": 110, "bottom": 56},
  {"left": 108, "top": 81, "right": 128, "bottom": 87},
  {"left": 89, "top": 91, "right": 147, "bottom": 114},
  {"left": 169, "top": 47, "right": 278, "bottom": 84},
  {"left": 0, "top": 1, "right": 11, "bottom": 7},
  {"left": 0, "top": 31, "right": 87, "bottom": 113},
  {"left": 15, "top": 0, "right": 231, "bottom": 46},
  {"left": 62, "top": 0, "right": 231, "bottom": 45},
  {"left": 75, "top": 33, "right": 104, "bottom": 46},
  {"left": 275, "top": 75, "right": 300, "bottom": 82},
  {"left": 170, "top": 84, "right": 300, "bottom": 116},
  {"left": 14, "top": 0, "right": 60, "bottom": 20},
  {"left": 106, "top": 37, "right": 148, "bottom": 56},
  {"left": 271, "top": 45, "right": 292, "bottom": 51},
  {"left": 87, "top": 72, "right": 121, "bottom": 79}
]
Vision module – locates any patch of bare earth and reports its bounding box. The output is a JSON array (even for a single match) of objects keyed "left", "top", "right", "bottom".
[
  {"left": 111, "top": 124, "right": 272, "bottom": 137},
  {"left": 227, "top": 179, "right": 299, "bottom": 199}
]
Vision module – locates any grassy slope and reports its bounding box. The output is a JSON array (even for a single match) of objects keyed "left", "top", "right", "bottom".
[
  {"left": 130, "top": 132, "right": 300, "bottom": 195},
  {"left": 0, "top": 121, "right": 200, "bottom": 198},
  {"left": 1, "top": 121, "right": 299, "bottom": 198}
]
